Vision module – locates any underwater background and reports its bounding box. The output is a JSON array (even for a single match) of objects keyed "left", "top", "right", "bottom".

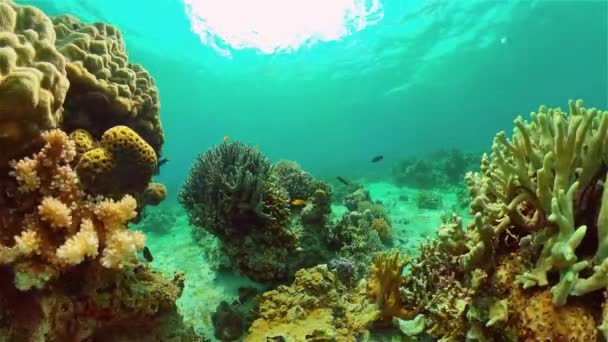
[
  {"left": 23, "top": 0, "right": 608, "bottom": 200},
  {"left": 2, "top": 0, "right": 607, "bottom": 340}
]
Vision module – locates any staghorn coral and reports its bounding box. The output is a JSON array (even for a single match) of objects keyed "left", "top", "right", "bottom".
[
  {"left": 247, "top": 265, "right": 378, "bottom": 341},
  {"left": 52, "top": 14, "right": 163, "bottom": 154},
  {"left": 0, "top": 0, "right": 70, "bottom": 164},
  {"left": 76, "top": 125, "right": 157, "bottom": 197},
  {"left": 0, "top": 129, "right": 146, "bottom": 290}
]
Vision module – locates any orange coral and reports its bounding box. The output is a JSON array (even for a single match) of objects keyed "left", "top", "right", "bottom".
[
  {"left": 364, "top": 251, "right": 414, "bottom": 323},
  {"left": 0, "top": 129, "right": 146, "bottom": 290}
]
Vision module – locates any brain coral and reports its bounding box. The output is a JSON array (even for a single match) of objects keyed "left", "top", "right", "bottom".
[
  {"left": 0, "top": 1, "right": 69, "bottom": 164},
  {"left": 52, "top": 15, "right": 163, "bottom": 154},
  {"left": 76, "top": 125, "right": 157, "bottom": 197}
]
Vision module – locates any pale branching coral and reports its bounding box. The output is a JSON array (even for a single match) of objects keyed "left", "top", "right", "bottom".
[
  {"left": 56, "top": 219, "right": 99, "bottom": 265},
  {"left": 38, "top": 197, "right": 72, "bottom": 229},
  {"left": 101, "top": 229, "right": 145, "bottom": 269},
  {"left": 94, "top": 195, "right": 137, "bottom": 232},
  {"left": 14, "top": 230, "right": 41, "bottom": 256},
  {"left": 0, "top": 129, "right": 146, "bottom": 288}
]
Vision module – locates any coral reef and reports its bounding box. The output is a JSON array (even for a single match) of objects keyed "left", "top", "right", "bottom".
[
  {"left": 415, "top": 190, "right": 443, "bottom": 210},
  {"left": 246, "top": 265, "right": 378, "bottom": 341},
  {"left": 271, "top": 160, "right": 315, "bottom": 202},
  {"left": 392, "top": 149, "right": 478, "bottom": 189},
  {"left": 0, "top": 3, "right": 192, "bottom": 339},
  {"left": 364, "top": 251, "right": 413, "bottom": 324},
  {"left": 393, "top": 100, "right": 608, "bottom": 341},
  {"left": 0, "top": 130, "right": 146, "bottom": 287},
  {"left": 0, "top": 263, "right": 197, "bottom": 341},
  {"left": 52, "top": 14, "right": 163, "bottom": 154},
  {"left": 180, "top": 141, "right": 296, "bottom": 281},
  {"left": 0, "top": 0, "right": 70, "bottom": 164}
]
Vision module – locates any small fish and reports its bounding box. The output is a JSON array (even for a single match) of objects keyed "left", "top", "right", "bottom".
[
  {"left": 371, "top": 155, "right": 384, "bottom": 163},
  {"left": 142, "top": 246, "right": 154, "bottom": 262},
  {"left": 291, "top": 199, "right": 306, "bottom": 206},
  {"left": 154, "top": 158, "right": 169, "bottom": 175},
  {"left": 336, "top": 176, "right": 350, "bottom": 186},
  {"left": 223, "top": 136, "right": 231, "bottom": 142}
]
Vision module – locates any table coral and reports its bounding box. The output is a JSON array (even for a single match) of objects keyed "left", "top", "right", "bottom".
[
  {"left": 0, "top": 129, "right": 146, "bottom": 290},
  {"left": 52, "top": 15, "right": 163, "bottom": 154},
  {"left": 0, "top": 0, "right": 70, "bottom": 164}
]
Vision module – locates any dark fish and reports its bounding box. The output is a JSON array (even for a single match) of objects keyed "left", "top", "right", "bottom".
[
  {"left": 143, "top": 246, "right": 154, "bottom": 262},
  {"left": 336, "top": 176, "right": 350, "bottom": 186},
  {"left": 154, "top": 157, "right": 169, "bottom": 175},
  {"left": 371, "top": 155, "right": 384, "bottom": 163}
]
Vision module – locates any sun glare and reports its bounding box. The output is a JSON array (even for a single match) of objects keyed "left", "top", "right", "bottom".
[{"left": 183, "top": 0, "right": 383, "bottom": 56}]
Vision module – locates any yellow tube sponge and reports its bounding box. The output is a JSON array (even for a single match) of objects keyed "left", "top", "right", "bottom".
[{"left": 0, "top": 1, "right": 69, "bottom": 164}]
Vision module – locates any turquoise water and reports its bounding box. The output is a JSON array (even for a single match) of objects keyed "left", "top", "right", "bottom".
[
  {"left": 24, "top": 0, "right": 608, "bottom": 201},
  {"left": 6, "top": 0, "right": 608, "bottom": 340}
]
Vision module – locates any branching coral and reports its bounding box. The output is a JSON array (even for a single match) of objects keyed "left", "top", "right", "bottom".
[
  {"left": 464, "top": 100, "right": 608, "bottom": 304},
  {"left": 0, "top": 129, "right": 146, "bottom": 289}
]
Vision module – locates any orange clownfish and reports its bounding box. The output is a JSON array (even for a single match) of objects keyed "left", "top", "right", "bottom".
[
  {"left": 291, "top": 199, "right": 306, "bottom": 206},
  {"left": 223, "top": 136, "right": 231, "bottom": 142}
]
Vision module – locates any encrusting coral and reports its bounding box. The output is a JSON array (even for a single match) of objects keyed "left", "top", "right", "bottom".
[
  {"left": 0, "top": 0, "right": 70, "bottom": 164},
  {"left": 247, "top": 264, "right": 379, "bottom": 341},
  {"left": 0, "top": 129, "right": 146, "bottom": 290},
  {"left": 52, "top": 14, "right": 164, "bottom": 154}
]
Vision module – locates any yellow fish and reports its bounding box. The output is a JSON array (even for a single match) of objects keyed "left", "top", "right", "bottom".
[
  {"left": 291, "top": 199, "right": 306, "bottom": 206},
  {"left": 223, "top": 136, "right": 230, "bottom": 142}
]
